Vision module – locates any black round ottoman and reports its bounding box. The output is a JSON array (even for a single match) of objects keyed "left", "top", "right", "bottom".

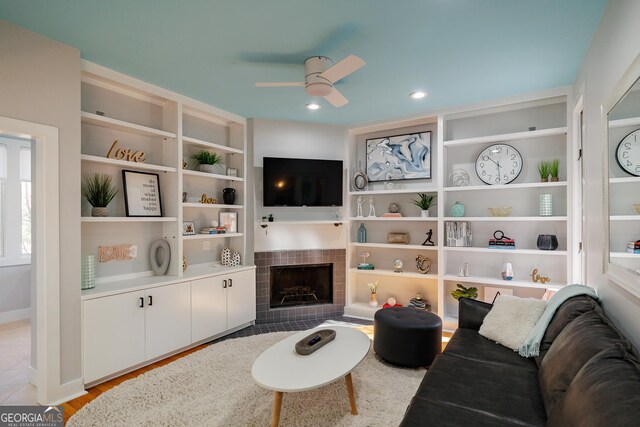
[{"left": 374, "top": 307, "right": 442, "bottom": 368}]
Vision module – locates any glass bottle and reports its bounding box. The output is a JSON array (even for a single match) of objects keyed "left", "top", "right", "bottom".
[{"left": 357, "top": 223, "right": 367, "bottom": 243}]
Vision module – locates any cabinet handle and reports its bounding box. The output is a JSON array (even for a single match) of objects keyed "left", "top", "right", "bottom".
[
  {"left": 228, "top": 278, "right": 233, "bottom": 288},
  {"left": 223, "top": 279, "right": 227, "bottom": 288},
  {"left": 139, "top": 297, "right": 144, "bottom": 308},
  {"left": 148, "top": 295, "right": 153, "bottom": 306}
]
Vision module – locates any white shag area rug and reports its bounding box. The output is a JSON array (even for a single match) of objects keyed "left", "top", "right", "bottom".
[{"left": 68, "top": 330, "right": 425, "bottom": 427}]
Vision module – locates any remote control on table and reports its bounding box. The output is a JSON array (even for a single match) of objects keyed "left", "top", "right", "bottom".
[{"left": 308, "top": 335, "right": 322, "bottom": 346}]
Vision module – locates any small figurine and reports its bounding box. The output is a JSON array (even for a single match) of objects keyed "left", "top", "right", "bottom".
[
  {"left": 368, "top": 196, "right": 376, "bottom": 217},
  {"left": 531, "top": 268, "right": 551, "bottom": 284},
  {"left": 356, "top": 195, "right": 364, "bottom": 217},
  {"left": 416, "top": 255, "right": 431, "bottom": 274},
  {"left": 422, "top": 228, "right": 435, "bottom": 246}
]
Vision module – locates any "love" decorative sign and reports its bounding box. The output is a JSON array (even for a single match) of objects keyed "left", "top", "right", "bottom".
[
  {"left": 106, "top": 140, "right": 147, "bottom": 163},
  {"left": 200, "top": 194, "right": 217, "bottom": 204}
]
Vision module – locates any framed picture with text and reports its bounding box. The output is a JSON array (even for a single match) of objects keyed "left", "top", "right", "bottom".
[{"left": 122, "top": 170, "right": 163, "bottom": 217}]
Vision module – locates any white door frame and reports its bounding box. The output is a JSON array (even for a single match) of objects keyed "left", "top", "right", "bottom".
[
  {"left": 0, "top": 116, "right": 60, "bottom": 405},
  {"left": 572, "top": 92, "right": 585, "bottom": 284}
]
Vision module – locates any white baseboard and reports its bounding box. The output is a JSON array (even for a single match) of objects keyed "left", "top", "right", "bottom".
[
  {"left": 0, "top": 307, "right": 31, "bottom": 324},
  {"left": 47, "top": 378, "right": 86, "bottom": 406}
]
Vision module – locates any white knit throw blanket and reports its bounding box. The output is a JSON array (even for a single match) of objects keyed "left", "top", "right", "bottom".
[{"left": 518, "top": 284, "right": 599, "bottom": 357}]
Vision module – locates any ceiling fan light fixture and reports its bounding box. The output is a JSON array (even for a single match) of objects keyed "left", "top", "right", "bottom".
[
  {"left": 306, "top": 82, "right": 333, "bottom": 97},
  {"left": 305, "top": 103, "right": 322, "bottom": 110},
  {"left": 410, "top": 90, "right": 428, "bottom": 100}
]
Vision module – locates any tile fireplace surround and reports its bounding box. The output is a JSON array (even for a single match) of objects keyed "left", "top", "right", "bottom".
[{"left": 255, "top": 249, "right": 346, "bottom": 323}]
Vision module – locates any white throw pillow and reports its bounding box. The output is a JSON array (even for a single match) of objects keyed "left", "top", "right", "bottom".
[{"left": 479, "top": 295, "right": 546, "bottom": 351}]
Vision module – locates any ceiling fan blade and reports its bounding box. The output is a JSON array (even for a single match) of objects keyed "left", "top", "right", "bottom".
[
  {"left": 255, "top": 82, "right": 305, "bottom": 87},
  {"left": 319, "top": 55, "right": 365, "bottom": 83},
  {"left": 324, "top": 87, "right": 349, "bottom": 108}
]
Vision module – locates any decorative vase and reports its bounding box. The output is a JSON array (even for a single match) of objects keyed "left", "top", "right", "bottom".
[
  {"left": 539, "top": 194, "right": 553, "bottom": 216},
  {"left": 369, "top": 293, "right": 378, "bottom": 308},
  {"left": 501, "top": 262, "right": 514, "bottom": 280},
  {"left": 221, "top": 248, "right": 231, "bottom": 266},
  {"left": 199, "top": 164, "right": 216, "bottom": 173},
  {"left": 357, "top": 223, "right": 367, "bottom": 243},
  {"left": 91, "top": 207, "right": 108, "bottom": 217},
  {"left": 421, "top": 210, "right": 430, "bottom": 218},
  {"left": 537, "top": 234, "right": 559, "bottom": 250},
  {"left": 81, "top": 255, "right": 96, "bottom": 290},
  {"left": 231, "top": 252, "right": 241, "bottom": 266},
  {"left": 223, "top": 188, "right": 236, "bottom": 205},
  {"left": 451, "top": 201, "right": 465, "bottom": 217}
]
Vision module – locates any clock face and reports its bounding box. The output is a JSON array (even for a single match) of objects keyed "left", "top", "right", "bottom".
[
  {"left": 475, "top": 144, "right": 523, "bottom": 185},
  {"left": 616, "top": 129, "right": 640, "bottom": 176}
]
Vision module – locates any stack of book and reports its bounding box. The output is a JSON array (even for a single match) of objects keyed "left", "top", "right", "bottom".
[
  {"left": 627, "top": 241, "right": 640, "bottom": 254},
  {"left": 357, "top": 263, "right": 375, "bottom": 270},
  {"left": 382, "top": 213, "right": 403, "bottom": 218},
  {"left": 488, "top": 238, "right": 516, "bottom": 250},
  {"left": 409, "top": 297, "right": 431, "bottom": 311},
  {"left": 200, "top": 227, "right": 227, "bottom": 234}
]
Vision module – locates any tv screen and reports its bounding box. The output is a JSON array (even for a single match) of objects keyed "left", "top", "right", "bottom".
[{"left": 263, "top": 157, "right": 343, "bottom": 207}]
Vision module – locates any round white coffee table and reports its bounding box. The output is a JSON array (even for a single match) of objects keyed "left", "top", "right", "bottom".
[{"left": 252, "top": 326, "right": 370, "bottom": 427}]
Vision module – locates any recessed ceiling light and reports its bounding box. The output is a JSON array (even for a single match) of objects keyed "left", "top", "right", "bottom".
[
  {"left": 409, "top": 91, "right": 428, "bottom": 100},
  {"left": 305, "top": 103, "right": 322, "bottom": 110}
]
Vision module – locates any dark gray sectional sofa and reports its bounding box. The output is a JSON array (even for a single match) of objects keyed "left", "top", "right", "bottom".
[{"left": 399, "top": 296, "right": 640, "bottom": 426}]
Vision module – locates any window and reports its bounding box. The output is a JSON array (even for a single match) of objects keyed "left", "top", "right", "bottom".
[{"left": 0, "top": 137, "right": 31, "bottom": 266}]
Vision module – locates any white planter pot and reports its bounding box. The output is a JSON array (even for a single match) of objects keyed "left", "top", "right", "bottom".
[
  {"left": 421, "top": 210, "right": 430, "bottom": 218},
  {"left": 199, "top": 164, "right": 216, "bottom": 173}
]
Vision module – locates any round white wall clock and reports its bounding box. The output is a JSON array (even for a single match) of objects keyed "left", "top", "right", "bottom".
[
  {"left": 475, "top": 144, "right": 523, "bottom": 185},
  {"left": 616, "top": 129, "right": 640, "bottom": 176}
]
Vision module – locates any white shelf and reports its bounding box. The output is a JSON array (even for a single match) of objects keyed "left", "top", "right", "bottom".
[
  {"left": 81, "top": 154, "right": 177, "bottom": 173},
  {"left": 610, "top": 215, "right": 640, "bottom": 221},
  {"left": 349, "top": 268, "right": 438, "bottom": 280},
  {"left": 444, "top": 247, "right": 567, "bottom": 256},
  {"left": 609, "top": 117, "right": 640, "bottom": 129},
  {"left": 182, "top": 233, "right": 243, "bottom": 240},
  {"left": 182, "top": 135, "right": 243, "bottom": 155},
  {"left": 182, "top": 203, "right": 243, "bottom": 209},
  {"left": 442, "top": 216, "right": 567, "bottom": 222},
  {"left": 343, "top": 302, "right": 380, "bottom": 319},
  {"left": 611, "top": 252, "right": 640, "bottom": 259},
  {"left": 351, "top": 242, "right": 439, "bottom": 250},
  {"left": 442, "top": 274, "right": 564, "bottom": 291},
  {"left": 81, "top": 111, "right": 176, "bottom": 139},
  {"left": 81, "top": 216, "right": 177, "bottom": 223},
  {"left": 347, "top": 188, "right": 437, "bottom": 196},
  {"left": 609, "top": 176, "right": 640, "bottom": 184},
  {"left": 182, "top": 169, "right": 244, "bottom": 182},
  {"left": 444, "top": 181, "right": 567, "bottom": 192},
  {"left": 443, "top": 127, "right": 567, "bottom": 147},
  {"left": 259, "top": 220, "right": 343, "bottom": 225},
  {"left": 348, "top": 216, "right": 436, "bottom": 222}
]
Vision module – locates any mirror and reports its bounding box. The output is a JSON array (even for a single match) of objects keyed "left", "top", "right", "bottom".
[{"left": 607, "top": 73, "right": 640, "bottom": 294}]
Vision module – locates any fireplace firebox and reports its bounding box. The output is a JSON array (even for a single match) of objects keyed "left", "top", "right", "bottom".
[{"left": 270, "top": 263, "right": 333, "bottom": 308}]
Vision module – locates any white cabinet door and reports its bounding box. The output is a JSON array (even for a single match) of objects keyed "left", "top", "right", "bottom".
[
  {"left": 145, "top": 282, "right": 191, "bottom": 360},
  {"left": 191, "top": 276, "right": 228, "bottom": 343},
  {"left": 227, "top": 269, "right": 256, "bottom": 331},
  {"left": 83, "top": 291, "right": 146, "bottom": 383}
]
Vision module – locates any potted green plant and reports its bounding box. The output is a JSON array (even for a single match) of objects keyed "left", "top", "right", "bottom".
[
  {"left": 192, "top": 150, "right": 223, "bottom": 174},
  {"left": 537, "top": 160, "right": 551, "bottom": 182},
  {"left": 412, "top": 193, "right": 436, "bottom": 217},
  {"left": 451, "top": 284, "right": 478, "bottom": 300},
  {"left": 81, "top": 173, "right": 118, "bottom": 217},
  {"left": 549, "top": 159, "right": 560, "bottom": 182}
]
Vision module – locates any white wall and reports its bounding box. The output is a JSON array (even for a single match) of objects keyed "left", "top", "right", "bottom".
[
  {"left": 251, "top": 119, "right": 348, "bottom": 251},
  {"left": 0, "top": 265, "right": 30, "bottom": 322},
  {"left": 575, "top": 0, "right": 640, "bottom": 349},
  {"left": 0, "top": 20, "right": 82, "bottom": 383}
]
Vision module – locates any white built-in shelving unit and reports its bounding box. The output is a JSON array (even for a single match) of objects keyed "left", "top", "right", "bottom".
[{"left": 344, "top": 91, "right": 574, "bottom": 331}]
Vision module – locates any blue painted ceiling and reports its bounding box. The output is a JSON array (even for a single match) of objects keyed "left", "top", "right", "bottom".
[{"left": 0, "top": 0, "right": 606, "bottom": 125}]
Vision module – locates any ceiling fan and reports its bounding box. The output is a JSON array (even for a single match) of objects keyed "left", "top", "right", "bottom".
[{"left": 255, "top": 55, "right": 365, "bottom": 107}]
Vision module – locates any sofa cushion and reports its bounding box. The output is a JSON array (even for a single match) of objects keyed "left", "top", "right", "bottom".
[
  {"left": 547, "top": 345, "right": 640, "bottom": 427},
  {"left": 534, "top": 295, "right": 599, "bottom": 367},
  {"left": 405, "top": 353, "right": 546, "bottom": 426},
  {"left": 479, "top": 295, "right": 546, "bottom": 351},
  {"left": 444, "top": 328, "right": 538, "bottom": 372},
  {"left": 539, "top": 308, "right": 631, "bottom": 414}
]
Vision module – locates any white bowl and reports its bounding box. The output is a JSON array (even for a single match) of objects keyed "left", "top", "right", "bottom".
[{"left": 488, "top": 207, "right": 513, "bottom": 217}]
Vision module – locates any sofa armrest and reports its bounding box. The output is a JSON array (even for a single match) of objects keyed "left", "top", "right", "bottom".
[{"left": 458, "top": 298, "right": 493, "bottom": 330}]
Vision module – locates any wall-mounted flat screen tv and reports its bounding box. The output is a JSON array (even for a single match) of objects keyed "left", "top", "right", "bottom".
[{"left": 263, "top": 157, "right": 343, "bottom": 207}]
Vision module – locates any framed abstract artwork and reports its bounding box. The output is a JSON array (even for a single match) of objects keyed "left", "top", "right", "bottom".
[{"left": 366, "top": 131, "right": 431, "bottom": 182}]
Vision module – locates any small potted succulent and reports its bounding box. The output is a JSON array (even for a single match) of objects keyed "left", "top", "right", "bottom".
[
  {"left": 412, "top": 193, "right": 436, "bottom": 217},
  {"left": 450, "top": 284, "right": 478, "bottom": 300},
  {"left": 82, "top": 173, "right": 118, "bottom": 217},
  {"left": 549, "top": 159, "right": 560, "bottom": 182},
  {"left": 537, "top": 161, "right": 551, "bottom": 182},
  {"left": 192, "top": 150, "right": 223, "bottom": 174}
]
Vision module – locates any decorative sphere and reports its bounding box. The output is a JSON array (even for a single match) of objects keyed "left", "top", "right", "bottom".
[
  {"left": 393, "top": 259, "right": 403, "bottom": 271},
  {"left": 210, "top": 220, "right": 219, "bottom": 227},
  {"left": 388, "top": 202, "right": 400, "bottom": 213},
  {"left": 387, "top": 297, "right": 396, "bottom": 306}
]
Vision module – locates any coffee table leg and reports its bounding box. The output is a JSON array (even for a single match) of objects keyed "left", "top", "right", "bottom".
[
  {"left": 345, "top": 373, "right": 358, "bottom": 415},
  {"left": 272, "top": 391, "right": 284, "bottom": 427}
]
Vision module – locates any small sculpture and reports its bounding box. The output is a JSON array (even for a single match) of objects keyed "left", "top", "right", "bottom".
[
  {"left": 422, "top": 228, "right": 435, "bottom": 246},
  {"left": 356, "top": 195, "right": 364, "bottom": 217},
  {"left": 416, "top": 255, "right": 431, "bottom": 274},
  {"left": 388, "top": 202, "right": 400, "bottom": 214},
  {"left": 368, "top": 196, "right": 376, "bottom": 217},
  {"left": 531, "top": 268, "right": 551, "bottom": 284},
  {"left": 393, "top": 258, "right": 403, "bottom": 273}
]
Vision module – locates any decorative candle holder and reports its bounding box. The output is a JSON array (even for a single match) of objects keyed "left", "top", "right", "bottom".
[{"left": 81, "top": 255, "right": 96, "bottom": 290}]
